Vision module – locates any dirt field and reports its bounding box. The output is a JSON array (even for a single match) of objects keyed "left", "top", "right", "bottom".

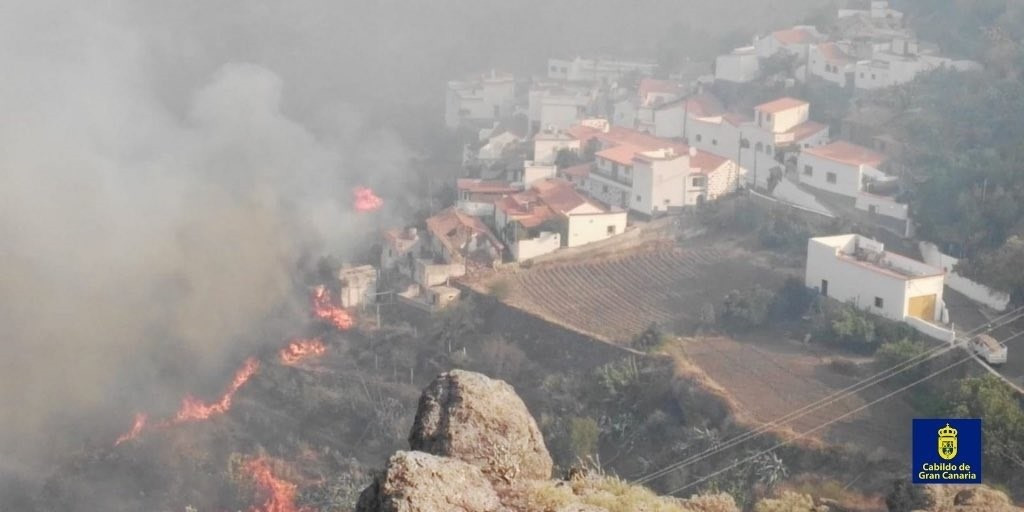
[
  {"left": 680, "top": 334, "right": 918, "bottom": 453},
  {"left": 476, "top": 239, "right": 794, "bottom": 344}
]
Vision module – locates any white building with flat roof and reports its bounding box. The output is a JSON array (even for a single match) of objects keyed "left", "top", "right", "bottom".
[{"left": 806, "top": 234, "right": 951, "bottom": 339}]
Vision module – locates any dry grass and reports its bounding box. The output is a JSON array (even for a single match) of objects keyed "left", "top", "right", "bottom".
[{"left": 520, "top": 476, "right": 739, "bottom": 512}]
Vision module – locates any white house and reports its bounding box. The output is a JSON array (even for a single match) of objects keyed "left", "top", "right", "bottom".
[
  {"left": 808, "top": 42, "right": 856, "bottom": 87},
  {"left": 425, "top": 207, "right": 504, "bottom": 267},
  {"left": 381, "top": 227, "right": 422, "bottom": 278},
  {"left": 754, "top": 26, "right": 824, "bottom": 60},
  {"left": 798, "top": 140, "right": 887, "bottom": 198},
  {"left": 494, "top": 178, "right": 627, "bottom": 260},
  {"left": 445, "top": 70, "right": 516, "bottom": 129},
  {"left": 806, "top": 234, "right": 949, "bottom": 338},
  {"left": 546, "top": 56, "right": 657, "bottom": 83},
  {"left": 853, "top": 38, "right": 981, "bottom": 90},
  {"left": 456, "top": 179, "right": 522, "bottom": 217},
  {"left": 838, "top": 1, "right": 904, "bottom": 21},
  {"left": 715, "top": 46, "right": 761, "bottom": 83},
  {"left": 740, "top": 97, "right": 830, "bottom": 188},
  {"left": 337, "top": 265, "right": 378, "bottom": 308},
  {"left": 533, "top": 129, "right": 581, "bottom": 164},
  {"left": 528, "top": 83, "right": 597, "bottom": 133},
  {"left": 569, "top": 125, "right": 740, "bottom": 216}
]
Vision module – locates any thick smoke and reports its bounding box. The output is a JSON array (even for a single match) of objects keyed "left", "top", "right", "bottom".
[{"left": 0, "top": 1, "right": 401, "bottom": 481}]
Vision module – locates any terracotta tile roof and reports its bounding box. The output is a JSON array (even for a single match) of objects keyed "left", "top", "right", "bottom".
[
  {"left": 596, "top": 144, "right": 644, "bottom": 165},
  {"left": 456, "top": 179, "right": 520, "bottom": 195},
  {"left": 654, "top": 93, "right": 725, "bottom": 117},
  {"left": 723, "top": 112, "right": 751, "bottom": 127},
  {"left": 560, "top": 163, "right": 592, "bottom": 178},
  {"left": 532, "top": 178, "right": 598, "bottom": 214},
  {"left": 755, "top": 97, "right": 809, "bottom": 113},
  {"left": 817, "top": 42, "right": 853, "bottom": 64},
  {"left": 803, "top": 140, "right": 886, "bottom": 167},
  {"left": 690, "top": 150, "right": 728, "bottom": 173},
  {"left": 425, "top": 207, "right": 503, "bottom": 258},
  {"left": 772, "top": 27, "right": 819, "bottom": 45},
  {"left": 383, "top": 228, "right": 419, "bottom": 252},
  {"left": 786, "top": 120, "right": 829, "bottom": 142},
  {"left": 638, "top": 78, "right": 683, "bottom": 99}
]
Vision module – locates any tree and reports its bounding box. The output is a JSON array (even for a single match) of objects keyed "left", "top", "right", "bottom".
[
  {"left": 875, "top": 338, "right": 928, "bottom": 384},
  {"left": 632, "top": 323, "right": 665, "bottom": 351},
  {"left": 722, "top": 286, "right": 775, "bottom": 330},
  {"left": 772, "top": 277, "right": 815, "bottom": 321},
  {"left": 480, "top": 336, "right": 526, "bottom": 379},
  {"left": 956, "top": 235, "right": 1024, "bottom": 303},
  {"left": 946, "top": 376, "right": 1024, "bottom": 483},
  {"left": 820, "top": 304, "right": 878, "bottom": 354},
  {"left": 431, "top": 297, "right": 482, "bottom": 354}
]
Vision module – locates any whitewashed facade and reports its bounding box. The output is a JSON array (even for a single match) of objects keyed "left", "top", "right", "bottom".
[{"left": 806, "top": 235, "right": 947, "bottom": 326}]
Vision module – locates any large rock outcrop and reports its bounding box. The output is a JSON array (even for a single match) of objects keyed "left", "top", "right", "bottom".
[
  {"left": 356, "top": 370, "right": 739, "bottom": 512},
  {"left": 408, "top": 369, "right": 553, "bottom": 484},
  {"left": 924, "top": 485, "right": 1023, "bottom": 512},
  {"left": 354, "top": 451, "right": 503, "bottom": 512}
]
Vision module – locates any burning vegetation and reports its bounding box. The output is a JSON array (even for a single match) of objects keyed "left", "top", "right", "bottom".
[
  {"left": 245, "top": 457, "right": 310, "bottom": 512},
  {"left": 352, "top": 186, "right": 383, "bottom": 213},
  {"left": 311, "top": 285, "right": 354, "bottom": 330},
  {"left": 279, "top": 338, "right": 327, "bottom": 366}
]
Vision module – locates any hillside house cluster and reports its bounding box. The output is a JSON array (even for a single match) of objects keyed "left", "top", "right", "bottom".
[{"left": 713, "top": 1, "right": 979, "bottom": 89}]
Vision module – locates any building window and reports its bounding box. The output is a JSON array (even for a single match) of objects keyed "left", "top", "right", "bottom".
[
  {"left": 607, "top": 225, "right": 616, "bottom": 235},
  {"left": 871, "top": 73, "right": 877, "bottom": 79},
  {"left": 695, "top": 134, "right": 702, "bottom": 142},
  {"left": 803, "top": 165, "right": 813, "bottom": 176},
  {"left": 612, "top": 162, "right": 619, "bottom": 173},
  {"left": 820, "top": 279, "right": 829, "bottom": 296},
  {"left": 712, "top": 138, "right": 718, "bottom": 146},
  {"left": 766, "top": 113, "right": 773, "bottom": 122},
  {"left": 860, "top": 72, "right": 865, "bottom": 78},
  {"left": 602, "top": 185, "right": 609, "bottom": 193},
  {"left": 692, "top": 176, "right": 706, "bottom": 187},
  {"left": 826, "top": 172, "right": 837, "bottom": 184},
  {"left": 874, "top": 297, "right": 884, "bottom": 308},
  {"left": 636, "top": 194, "right": 642, "bottom": 202}
]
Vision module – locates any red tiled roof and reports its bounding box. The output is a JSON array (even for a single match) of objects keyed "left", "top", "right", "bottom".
[
  {"left": 596, "top": 144, "right": 644, "bottom": 165},
  {"left": 533, "top": 178, "right": 597, "bottom": 214},
  {"left": 755, "top": 97, "right": 809, "bottom": 113},
  {"left": 817, "top": 42, "right": 853, "bottom": 64},
  {"left": 772, "top": 27, "right": 818, "bottom": 45},
  {"left": 383, "top": 228, "right": 419, "bottom": 252},
  {"left": 638, "top": 78, "right": 683, "bottom": 99},
  {"left": 786, "top": 120, "right": 829, "bottom": 142},
  {"left": 560, "top": 163, "right": 592, "bottom": 178},
  {"left": 723, "top": 112, "right": 751, "bottom": 127},
  {"left": 690, "top": 150, "right": 728, "bottom": 173},
  {"left": 425, "top": 207, "right": 503, "bottom": 257},
  {"left": 803, "top": 140, "right": 886, "bottom": 167},
  {"left": 456, "top": 179, "right": 520, "bottom": 195}
]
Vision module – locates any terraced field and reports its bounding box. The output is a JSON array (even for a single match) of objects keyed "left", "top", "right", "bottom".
[{"left": 490, "top": 244, "right": 787, "bottom": 343}]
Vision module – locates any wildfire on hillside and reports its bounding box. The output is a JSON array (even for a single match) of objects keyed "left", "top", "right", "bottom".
[
  {"left": 311, "top": 285, "right": 353, "bottom": 330},
  {"left": 114, "top": 358, "right": 261, "bottom": 446},
  {"left": 279, "top": 338, "right": 327, "bottom": 365},
  {"left": 245, "top": 457, "right": 310, "bottom": 512},
  {"left": 352, "top": 186, "right": 383, "bottom": 213}
]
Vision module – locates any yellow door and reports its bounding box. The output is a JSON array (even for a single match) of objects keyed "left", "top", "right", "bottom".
[{"left": 908, "top": 294, "right": 936, "bottom": 321}]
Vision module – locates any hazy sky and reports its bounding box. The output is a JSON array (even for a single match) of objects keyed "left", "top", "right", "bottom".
[{"left": 0, "top": 0, "right": 825, "bottom": 493}]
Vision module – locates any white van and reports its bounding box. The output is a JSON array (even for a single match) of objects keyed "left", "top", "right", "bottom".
[{"left": 969, "top": 334, "right": 1007, "bottom": 365}]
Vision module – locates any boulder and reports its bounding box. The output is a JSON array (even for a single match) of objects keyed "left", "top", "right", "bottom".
[
  {"left": 408, "top": 370, "right": 553, "bottom": 483},
  {"left": 354, "top": 450, "right": 503, "bottom": 512}
]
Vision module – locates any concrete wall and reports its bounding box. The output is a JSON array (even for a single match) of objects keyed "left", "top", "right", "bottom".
[
  {"left": 919, "top": 241, "right": 1011, "bottom": 311},
  {"left": 798, "top": 152, "right": 861, "bottom": 197},
  {"left": 534, "top": 138, "right": 580, "bottom": 164},
  {"left": 540, "top": 100, "right": 584, "bottom": 131},
  {"left": 631, "top": 157, "right": 687, "bottom": 215},
  {"left": 522, "top": 162, "right": 557, "bottom": 187},
  {"left": 715, "top": 51, "right": 760, "bottom": 83},
  {"left": 513, "top": 231, "right": 561, "bottom": 261},
  {"left": 585, "top": 172, "right": 630, "bottom": 210},
  {"left": 855, "top": 193, "right": 908, "bottom": 220},
  {"left": 905, "top": 315, "right": 956, "bottom": 343},
  {"left": 415, "top": 259, "right": 466, "bottom": 287},
  {"left": 566, "top": 210, "right": 628, "bottom": 247},
  {"left": 653, "top": 104, "right": 685, "bottom": 138}
]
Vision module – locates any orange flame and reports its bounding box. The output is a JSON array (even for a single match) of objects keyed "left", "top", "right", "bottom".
[
  {"left": 114, "top": 412, "right": 148, "bottom": 446},
  {"left": 311, "top": 285, "right": 353, "bottom": 330},
  {"left": 279, "top": 338, "right": 327, "bottom": 365},
  {"left": 245, "top": 457, "right": 311, "bottom": 512},
  {"left": 174, "top": 357, "right": 260, "bottom": 423},
  {"left": 114, "top": 358, "right": 261, "bottom": 445},
  {"left": 353, "top": 186, "right": 383, "bottom": 213}
]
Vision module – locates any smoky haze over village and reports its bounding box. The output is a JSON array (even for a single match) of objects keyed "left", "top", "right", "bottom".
[{"left": 2, "top": 1, "right": 1024, "bottom": 511}]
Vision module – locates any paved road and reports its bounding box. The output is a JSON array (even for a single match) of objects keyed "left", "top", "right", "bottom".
[{"left": 945, "top": 287, "right": 1024, "bottom": 391}]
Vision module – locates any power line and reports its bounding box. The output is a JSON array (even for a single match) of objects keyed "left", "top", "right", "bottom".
[
  {"left": 665, "top": 328, "right": 1024, "bottom": 497},
  {"left": 632, "top": 306, "right": 1024, "bottom": 486}
]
